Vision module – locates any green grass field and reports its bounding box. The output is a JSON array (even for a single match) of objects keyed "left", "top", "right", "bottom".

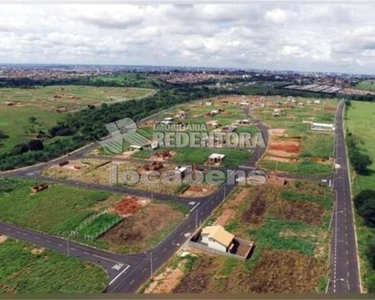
[
  {"left": 254, "top": 97, "right": 338, "bottom": 176},
  {"left": 346, "top": 101, "right": 375, "bottom": 291},
  {"left": 0, "top": 239, "right": 107, "bottom": 293},
  {"left": 0, "top": 177, "right": 111, "bottom": 235},
  {"left": 355, "top": 80, "right": 375, "bottom": 91},
  {"left": 0, "top": 85, "right": 154, "bottom": 154},
  {"left": 77, "top": 213, "right": 123, "bottom": 239},
  {"left": 259, "top": 159, "right": 333, "bottom": 176}
]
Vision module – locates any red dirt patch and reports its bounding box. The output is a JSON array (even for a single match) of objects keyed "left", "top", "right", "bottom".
[
  {"left": 111, "top": 196, "right": 142, "bottom": 217},
  {"left": 269, "top": 140, "right": 301, "bottom": 153}
]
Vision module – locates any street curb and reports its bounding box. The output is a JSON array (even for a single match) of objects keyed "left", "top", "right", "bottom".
[{"left": 342, "top": 101, "right": 363, "bottom": 293}]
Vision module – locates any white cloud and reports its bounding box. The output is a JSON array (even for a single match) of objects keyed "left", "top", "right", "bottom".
[
  {"left": 0, "top": 4, "right": 374, "bottom": 73},
  {"left": 265, "top": 9, "right": 288, "bottom": 23}
]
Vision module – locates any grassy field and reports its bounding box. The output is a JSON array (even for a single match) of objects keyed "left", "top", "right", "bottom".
[
  {"left": 259, "top": 160, "right": 332, "bottom": 176},
  {"left": 355, "top": 80, "right": 375, "bottom": 91},
  {"left": 0, "top": 177, "right": 112, "bottom": 235},
  {"left": 346, "top": 101, "right": 375, "bottom": 291},
  {"left": 0, "top": 85, "right": 154, "bottom": 154},
  {"left": 0, "top": 238, "right": 107, "bottom": 293},
  {"left": 143, "top": 180, "right": 333, "bottom": 294},
  {"left": 0, "top": 177, "right": 187, "bottom": 255},
  {"left": 254, "top": 97, "right": 337, "bottom": 176}
]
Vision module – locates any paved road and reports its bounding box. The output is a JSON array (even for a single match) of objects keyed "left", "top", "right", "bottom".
[
  {"left": 0, "top": 115, "right": 270, "bottom": 293},
  {"left": 329, "top": 101, "right": 361, "bottom": 294},
  {"left": 0, "top": 221, "right": 145, "bottom": 285},
  {"left": 1, "top": 105, "right": 354, "bottom": 294}
]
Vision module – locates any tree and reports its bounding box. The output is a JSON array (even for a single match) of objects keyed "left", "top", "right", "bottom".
[
  {"left": 367, "top": 240, "right": 375, "bottom": 269},
  {"left": 12, "top": 143, "right": 29, "bottom": 155},
  {"left": 354, "top": 190, "right": 375, "bottom": 227},
  {"left": 29, "top": 116, "right": 37, "bottom": 124},
  {"left": 0, "top": 130, "right": 9, "bottom": 140},
  {"left": 28, "top": 139, "right": 44, "bottom": 151},
  {"left": 358, "top": 200, "right": 375, "bottom": 226},
  {"left": 350, "top": 151, "right": 372, "bottom": 174}
]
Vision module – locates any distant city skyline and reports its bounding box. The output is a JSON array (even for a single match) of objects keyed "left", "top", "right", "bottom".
[{"left": 1, "top": 3, "right": 375, "bottom": 74}]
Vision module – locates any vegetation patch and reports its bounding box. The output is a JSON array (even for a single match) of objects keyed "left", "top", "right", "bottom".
[
  {"left": 0, "top": 239, "right": 107, "bottom": 293},
  {"left": 0, "top": 178, "right": 111, "bottom": 235},
  {"left": 98, "top": 202, "right": 186, "bottom": 254}
]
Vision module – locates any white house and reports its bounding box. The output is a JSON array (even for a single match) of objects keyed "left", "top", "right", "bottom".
[{"left": 201, "top": 226, "right": 234, "bottom": 253}]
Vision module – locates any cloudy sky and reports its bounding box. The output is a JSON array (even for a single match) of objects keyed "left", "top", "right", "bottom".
[{"left": 1, "top": 3, "right": 375, "bottom": 74}]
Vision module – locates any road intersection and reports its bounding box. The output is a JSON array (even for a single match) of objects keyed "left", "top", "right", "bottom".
[{"left": 0, "top": 102, "right": 361, "bottom": 294}]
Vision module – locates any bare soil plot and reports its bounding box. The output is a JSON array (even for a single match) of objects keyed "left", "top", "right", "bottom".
[
  {"left": 145, "top": 267, "right": 184, "bottom": 294},
  {"left": 182, "top": 183, "right": 218, "bottom": 197},
  {"left": 173, "top": 256, "right": 217, "bottom": 293},
  {"left": 241, "top": 191, "right": 267, "bottom": 225},
  {"left": 216, "top": 188, "right": 250, "bottom": 226},
  {"left": 0, "top": 235, "right": 8, "bottom": 244},
  {"left": 273, "top": 200, "right": 325, "bottom": 226},
  {"left": 233, "top": 249, "right": 327, "bottom": 293},
  {"left": 99, "top": 203, "right": 185, "bottom": 253},
  {"left": 108, "top": 196, "right": 150, "bottom": 217}
]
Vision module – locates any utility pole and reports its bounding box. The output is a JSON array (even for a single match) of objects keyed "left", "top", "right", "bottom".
[
  {"left": 144, "top": 252, "right": 153, "bottom": 278},
  {"left": 196, "top": 209, "right": 199, "bottom": 229},
  {"left": 67, "top": 239, "right": 70, "bottom": 257},
  {"left": 223, "top": 184, "right": 227, "bottom": 202}
]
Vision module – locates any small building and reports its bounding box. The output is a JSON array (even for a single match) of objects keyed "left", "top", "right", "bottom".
[
  {"left": 30, "top": 183, "right": 48, "bottom": 194},
  {"left": 222, "top": 125, "right": 237, "bottom": 133},
  {"left": 311, "top": 122, "right": 335, "bottom": 132},
  {"left": 314, "top": 100, "right": 321, "bottom": 104},
  {"left": 129, "top": 145, "right": 143, "bottom": 151},
  {"left": 206, "top": 120, "right": 220, "bottom": 128},
  {"left": 205, "top": 101, "right": 213, "bottom": 106},
  {"left": 239, "top": 101, "right": 249, "bottom": 106},
  {"left": 239, "top": 119, "right": 250, "bottom": 125},
  {"left": 210, "top": 109, "right": 220, "bottom": 116},
  {"left": 272, "top": 108, "right": 281, "bottom": 117},
  {"left": 161, "top": 117, "right": 174, "bottom": 125},
  {"left": 201, "top": 226, "right": 234, "bottom": 253},
  {"left": 151, "top": 141, "right": 159, "bottom": 150},
  {"left": 209, "top": 153, "right": 225, "bottom": 164},
  {"left": 175, "top": 165, "right": 191, "bottom": 179}
]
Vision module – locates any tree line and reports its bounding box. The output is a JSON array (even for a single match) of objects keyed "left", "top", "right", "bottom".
[{"left": 0, "top": 85, "right": 233, "bottom": 171}]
